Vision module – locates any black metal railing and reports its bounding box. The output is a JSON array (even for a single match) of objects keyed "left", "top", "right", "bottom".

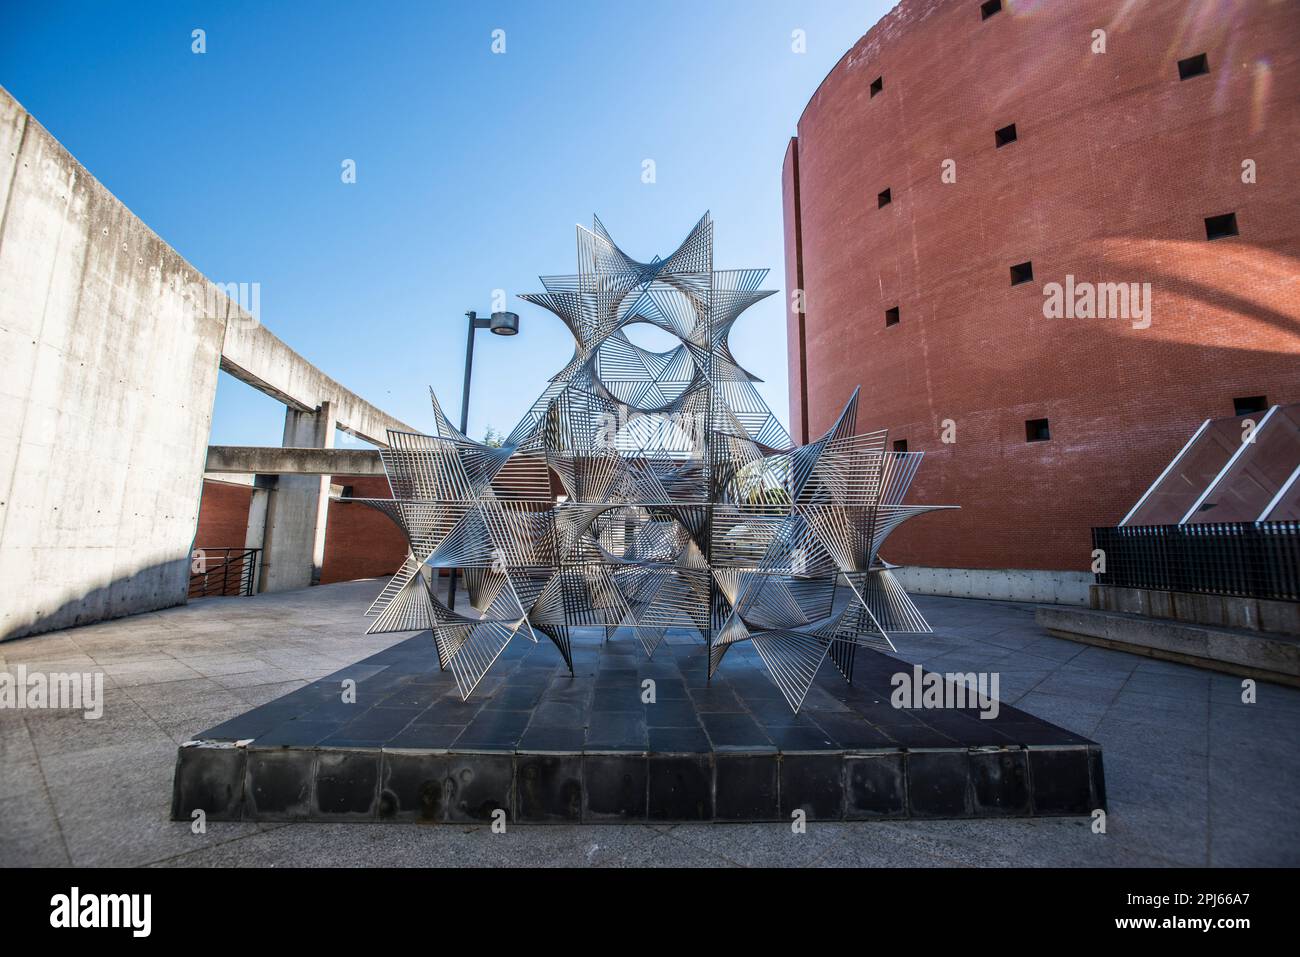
[
  {"left": 1092, "top": 522, "right": 1300, "bottom": 602},
  {"left": 189, "top": 547, "right": 262, "bottom": 598}
]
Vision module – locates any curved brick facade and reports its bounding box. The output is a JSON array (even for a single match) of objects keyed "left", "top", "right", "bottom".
[{"left": 783, "top": 0, "right": 1300, "bottom": 575}]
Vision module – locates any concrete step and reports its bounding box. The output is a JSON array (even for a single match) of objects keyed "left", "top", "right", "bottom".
[{"left": 1037, "top": 606, "right": 1300, "bottom": 688}]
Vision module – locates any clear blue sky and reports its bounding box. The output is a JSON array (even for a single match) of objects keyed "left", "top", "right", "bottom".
[{"left": 1, "top": 0, "right": 891, "bottom": 447}]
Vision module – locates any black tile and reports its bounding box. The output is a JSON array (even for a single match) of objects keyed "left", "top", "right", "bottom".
[
  {"left": 682, "top": 668, "right": 714, "bottom": 689},
  {"left": 444, "top": 754, "right": 514, "bottom": 823},
  {"left": 648, "top": 726, "right": 711, "bottom": 752},
  {"left": 374, "top": 685, "right": 441, "bottom": 710},
  {"left": 993, "top": 720, "right": 1092, "bottom": 748},
  {"left": 517, "top": 651, "right": 561, "bottom": 671},
  {"left": 1029, "top": 747, "right": 1093, "bottom": 815},
  {"left": 592, "top": 686, "right": 643, "bottom": 712},
  {"left": 505, "top": 665, "right": 556, "bottom": 685},
  {"left": 907, "top": 749, "right": 972, "bottom": 818},
  {"left": 516, "top": 754, "right": 583, "bottom": 822},
  {"left": 315, "top": 751, "right": 379, "bottom": 819},
  {"left": 386, "top": 723, "right": 464, "bottom": 750},
  {"left": 517, "top": 724, "right": 585, "bottom": 751},
  {"left": 744, "top": 696, "right": 809, "bottom": 725},
  {"left": 532, "top": 700, "right": 583, "bottom": 727},
  {"left": 245, "top": 749, "right": 314, "bottom": 820},
  {"left": 940, "top": 711, "right": 1012, "bottom": 747},
  {"left": 1089, "top": 746, "right": 1108, "bottom": 811},
  {"left": 417, "top": 695, "right": 486, "bottom": 724},
  {"left": 171, "top": 745, "right": 245, "bottom": 821},
  {"left": 644, "top": 698, "right": 701, "bottom": 728},
  {"left": 455, "top": 709, "right": 531, "bottom": 750},
  {"left": 765, "top": 725, "right": 837, "bottom": 751},
  {"left": 287, "top": 701, "right": 364, "bottom": 725},
  {"left": 969, "top": 748, "right": 1030, "bottom": 816},
  {"left": 325, "top": 706, "right": 421, "bottom": 746},
  {"left": 257, "top": 719, "right": 342, "bottom": 747},
  {"left": 586, "top": 711, "right": 648, "bottom": 750},
  {"left": 648, "top": 754, "right": 713, "bottom": 821},
  {"left": 726, "top": 673, "right": 785, "bottom": 697},
  {"left": 379, "top": 751, "right": 451, "bottom": 821},
  {"left": 646, "top": 677, "right": 689, "bottom": 699},
  {"left": 780, "top": 753, "right": 844, "bottom": 820},
  {"left": 201, "top": 702, "right": 302, "bottom": 739},
  {"left": 689, "top": 687, "right": 744, "bottom": 713},
  {"left": 715, "top": 754, "right": 778, "bottom": 820},
  {"left": 541, "top": 675, "right": 592, "bottom": 704},
  {"left": 701, "top": 712, "right": 773, "bottom": 749},
  {"left": 484, "top": 684, "right": 547, "bottom": 710},
  {"left": 846, "top": 753, "right": 906, "bottom": 818},
  {"left": 583, "top": 754, "right": 647, "bottom": 822},
  {"left": 350, "top": 672, "right": 407, "bottom": 698},
  {"left": 809, "top": 712, "right": 896, "bottom": 749},
  {"left": 636, "top": 659, "right": 684, "bottom": 678},
  {"left": 596, "top": 666, "right": 639, "bottom": 682}
]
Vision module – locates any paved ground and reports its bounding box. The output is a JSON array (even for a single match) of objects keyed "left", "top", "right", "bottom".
[{"left": 2, "top": 580, "right": 1297, "bottom": 867}]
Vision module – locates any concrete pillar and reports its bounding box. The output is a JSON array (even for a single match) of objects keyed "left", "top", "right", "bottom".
[
  {"left": 244, "top": 476, "right": 273, "bottom": 593},
  {"left": 261, "top": 402, "right": 336, "bottom": 591}
]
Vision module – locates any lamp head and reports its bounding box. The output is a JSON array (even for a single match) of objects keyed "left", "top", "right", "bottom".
[{"left": 489, "top": 311, "right": 519, "bottom": 336}]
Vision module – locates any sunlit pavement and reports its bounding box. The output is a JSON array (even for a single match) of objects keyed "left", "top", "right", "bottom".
[{"left": 2, "top": 580, "right": 1297, "bottom": 867}]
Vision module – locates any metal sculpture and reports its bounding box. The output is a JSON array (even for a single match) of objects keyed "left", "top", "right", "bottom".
[{"left": 349, "top": 214, "right": 954, "bottom": 711}]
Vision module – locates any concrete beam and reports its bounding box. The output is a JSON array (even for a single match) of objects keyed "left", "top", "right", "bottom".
[
  {"left": 206, "top": 445, "right": 385, "bottom": 476},
  {"left": 220, "top": 321, "right": 415, "bottom": 447}
]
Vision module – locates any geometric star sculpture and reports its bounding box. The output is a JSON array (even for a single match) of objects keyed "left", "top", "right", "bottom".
[{"left": 348, "top": 213, "right": 955, "bottom": 711}]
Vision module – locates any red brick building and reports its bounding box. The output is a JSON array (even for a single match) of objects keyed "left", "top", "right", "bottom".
[{"left": 783, "top": 0, "right": 1300, "bottom": 598}]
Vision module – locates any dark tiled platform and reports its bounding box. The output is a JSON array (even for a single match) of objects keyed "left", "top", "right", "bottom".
[{"left": 172, "top": 627, "right": 1105, "bottom": 823}]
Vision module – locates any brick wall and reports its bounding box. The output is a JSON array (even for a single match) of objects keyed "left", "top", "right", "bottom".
[
  {"left": 784, "top": 0, "right": 1300, "bottom": 572},
  {"left": 193, "top": 480, "right": 252, "bottom": 550},
  {"left": 320, "top": 474, "right": 406, "bottom": 585}
]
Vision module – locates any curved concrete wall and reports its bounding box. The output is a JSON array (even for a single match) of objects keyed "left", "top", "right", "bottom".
[
  {"left": 0, "top": 84, "right": 415, "bottom": 639},
  {"left": 0, "top": 87, "right": 229, "bottom": 639},
  {"left": 783, "top": 0, "right": 1300, "bottom": 575}
]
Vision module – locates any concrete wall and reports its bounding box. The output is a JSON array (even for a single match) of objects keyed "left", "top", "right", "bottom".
[
  {"left": 0, "top": 86, "right": 233, "bottom": 640},
  {"left": 0, "top": 83, "right": 415, "bottom": 640},
  {"left": 891, "top": 566, "right": 1093, "bottom": 607},
  {"left": 1091, "top": 584, "right": 1300, "bottom": 636}
]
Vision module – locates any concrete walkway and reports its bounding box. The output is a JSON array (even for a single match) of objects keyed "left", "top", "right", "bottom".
[{"left": 2, "top": 580, "right": 1297, "bottom": 867}]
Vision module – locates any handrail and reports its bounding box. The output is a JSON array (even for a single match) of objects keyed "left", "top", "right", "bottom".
[{"left": 189, "top": 547, "right": 262, "bottom": 598}]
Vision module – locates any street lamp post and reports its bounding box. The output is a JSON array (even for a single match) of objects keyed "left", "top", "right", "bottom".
[{"left": 446, "top": 309, "right": 519, "bottom": 611}]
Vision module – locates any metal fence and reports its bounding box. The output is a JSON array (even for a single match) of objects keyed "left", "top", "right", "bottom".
[
  {"left": 1092, "top": 522, "right": 1300, "bottom": 602},
  {"left": 189, "top": 547, "right": 262, "bottom": 598}
]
